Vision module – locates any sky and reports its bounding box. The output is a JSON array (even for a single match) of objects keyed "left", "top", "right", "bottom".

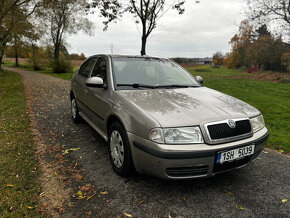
[{"left": 67, "top": 0, "right": 247, "bottom": 59}]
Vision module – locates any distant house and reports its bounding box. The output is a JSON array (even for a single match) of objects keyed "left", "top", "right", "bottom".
[{"left": 194, "top": 57, "right": 213, "bottom": 65}]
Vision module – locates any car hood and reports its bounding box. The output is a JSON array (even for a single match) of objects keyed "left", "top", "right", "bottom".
[{"left": 117, "top": 87, "right": 260, "bottom": 127}]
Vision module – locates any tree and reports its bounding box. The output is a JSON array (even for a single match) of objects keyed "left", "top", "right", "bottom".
[
  {"left": 0, "top": 0, "right": 39, "bottom": 70},
  {"left": 92, "top": 0, "right": 198, "bottom": 55},
  {"left": 228, "top": 20, "right": 253, "bottom": 68},
  {"left": 39, "top": 0, "right": 93, "bottom": 73},
  {"left": 227, "top": 20, "right": 289, "bottom": 71},
  {"left": 213, "top": 51, "right": 223, "bottom": 66},
  {"left": 247, "top": 0, "right": 290, "bottom": 41}
]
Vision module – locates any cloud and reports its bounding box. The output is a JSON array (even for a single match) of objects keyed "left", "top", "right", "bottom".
[{"left": 67, "top": 0, "right": 246, "bottom": 58}]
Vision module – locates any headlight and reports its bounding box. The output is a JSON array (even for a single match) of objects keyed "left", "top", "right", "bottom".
[
  {"left": 149, "top": 127, "right": 203, "bottom": 144},
  {"left": 250, "top": 115, "right": 265, "bottom": 133}
]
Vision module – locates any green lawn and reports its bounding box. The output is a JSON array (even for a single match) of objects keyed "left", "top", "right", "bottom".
[
  {"left": 0, "top": 70, "right": 41, "bottom": 216},
  {"left": 188, "top": 66, "right": 290, "bottom": 153}
]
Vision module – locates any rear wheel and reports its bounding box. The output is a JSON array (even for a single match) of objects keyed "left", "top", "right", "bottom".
[
  {"left": 108, "top": 122, "right": 133, "bottom": 177},
  {"left": 71, "top": 96, "right": 82, "bottom": 123}
]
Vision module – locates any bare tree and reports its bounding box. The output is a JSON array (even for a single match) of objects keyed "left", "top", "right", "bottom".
[
  {"left": 92, "top": 0, "right": 198, "bottom": 55},
  {"left": 247, "top": 0, "right": 290, "bottom": 40},
  {"left": 39, "top": 0, "right": 93, "bottom": 73}
]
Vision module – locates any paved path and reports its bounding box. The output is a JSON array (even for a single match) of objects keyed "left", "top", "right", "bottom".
[{"left": 5, "top": 67, "right": 290, "bottom": 217}]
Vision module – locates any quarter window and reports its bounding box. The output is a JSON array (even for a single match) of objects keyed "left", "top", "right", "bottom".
[
  {"left": 79, "top": 59, "right": 96, "bottom": 78},
  {"left": 91, "top": 57, "right": 107, "bottom": 84}
]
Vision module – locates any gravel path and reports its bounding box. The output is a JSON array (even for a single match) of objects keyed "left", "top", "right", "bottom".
[{"left": 5, "top": 67, "right": 290, "bottom": 217}]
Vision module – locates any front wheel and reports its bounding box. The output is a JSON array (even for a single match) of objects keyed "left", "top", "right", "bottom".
[
  {"left": 108, "top": 122, "right": 134, "bottom": 177},
  {"left": 71, "top": 96, "right": 82, "bottom": 123}
]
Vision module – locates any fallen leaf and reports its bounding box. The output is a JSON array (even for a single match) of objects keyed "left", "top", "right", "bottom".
[
  {"left": 262, "top": 151, "right": 268, "bottom": 154},
  {"left": 169, "top": 214, "right": 172, "bottom": 218},
  {"left": 100, "top": 191, "right": 108, "bottom": 195},
  {"left": 55, "top": 207, "right": 64, "bottom": 212},
  {"left": 278, "top": 150, "right": 284, "bottom": 153},
  {"left": 236, "top": 204, "right": 245, "bottom": 210},
  {"left": 54, "top": 172, "right": 58, "bottom": 176},
  {"left": 124, "top": 212, "right": 132, "bottom": 217},
  {"left": 87, "top": 193, "right": 96, "bottom": 200},
  {"left": 6, "top": 184, "right": 14, "bottom": 187},
  {"left": 62, "top": 148, "right": 80, "bottom": 154},
  {"left": 77, "top": 190, "right": 83, "bottom": 196},
  {"left": 76, "top": 196, "right": 86, "bottom": 200},
  {"left": 88, "top": 211, "right": 92, "bottom": 216},
  {"left": 224, "top": 190, "right": 232, "bottom": 195},
  {"left": 27, "top": 206, "right": 34, "bottom": 209},
  {"left": 137, "top": 200, "right": 144, "bottom": 204},
  {"left": 282, "top": 199, "right": 288, "bottom": 203}
]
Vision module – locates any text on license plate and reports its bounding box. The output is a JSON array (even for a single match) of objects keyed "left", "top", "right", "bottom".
[{"left": 216, "top": 145, "right": 255, "bottom": 164}]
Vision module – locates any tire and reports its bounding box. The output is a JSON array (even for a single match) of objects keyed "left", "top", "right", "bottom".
[
  {"left": 108, "top": 122, "right": 134, "bottom": 177},
  {"left": 71, "top": 95, "right": 82, "bottom": 124}
]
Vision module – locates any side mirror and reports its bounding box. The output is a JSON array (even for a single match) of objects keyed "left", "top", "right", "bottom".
[
  {"left": 86, "top": 77, "right": 104, "bottom": 88},
  {"left": 196, "top": 76, "right": 203, "bottom": 85}
]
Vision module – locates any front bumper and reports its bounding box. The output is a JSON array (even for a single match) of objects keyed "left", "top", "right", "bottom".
[{"left": 128, "top": 127, "right": 269, "bottom": 179}]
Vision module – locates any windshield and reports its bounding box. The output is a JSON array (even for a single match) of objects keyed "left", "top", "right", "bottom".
[{"left": 111, "top": 57, "right": 200, "bottom": 89}]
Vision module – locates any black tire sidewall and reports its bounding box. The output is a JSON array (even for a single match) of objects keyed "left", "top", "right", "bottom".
[
  {"left": 71, "top": 96, "right": 82, "bottom": 124},
  {"left": 108, "top": 122, "right": 133, "bottom": 177}
]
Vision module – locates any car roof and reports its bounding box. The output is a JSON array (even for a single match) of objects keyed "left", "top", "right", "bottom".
[{"left": 87, "top": 54, "right": 168, "bottom": 60}]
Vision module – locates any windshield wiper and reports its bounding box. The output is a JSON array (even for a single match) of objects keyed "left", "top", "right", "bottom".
[
  {"left": 154, "top": 84, "right": 199, "bottom": 88},
  {"left": 117, "top": 83, "right": 156, "bottom": 89}
]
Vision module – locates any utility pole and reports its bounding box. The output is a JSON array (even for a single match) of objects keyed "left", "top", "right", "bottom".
[{"left": 110, "top": 43, "right": 114, "bottom": 54}]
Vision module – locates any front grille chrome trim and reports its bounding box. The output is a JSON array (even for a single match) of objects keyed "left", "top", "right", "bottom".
[{"left": 204, "top": 118, "right": 253, "bottom": 144}]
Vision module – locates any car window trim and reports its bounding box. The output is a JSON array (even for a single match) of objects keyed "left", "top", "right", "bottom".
[
  {"left": 89, "top": 56, "right": 109, "bottom": 87},
  {"left": 78, "top": 58, "right": 97, "bottom": 78}
]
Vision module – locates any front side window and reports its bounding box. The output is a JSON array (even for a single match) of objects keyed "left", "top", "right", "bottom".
[
  {"left": 91, "top": 57, "right": 107, "bottom": 84},
  {"left": 112, "top": 57, "right": 200, "bottom": 89},
  {"left": 79, "top": 59, "right": 96, "bottom": 78}
]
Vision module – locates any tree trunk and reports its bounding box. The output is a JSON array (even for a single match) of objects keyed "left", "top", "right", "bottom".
[
  {"left": 141, "top": 35, "right": 147, "bottom": 56},
  {"left": 141, "top": 21, "right": 147, "bottom": 56},
  {"left": 54, "top": 43, "right": 60, "bottom": 69},
  {"left": 32, "top": 44, "right": 37, "bottom": 70},
  {"left": 0, "top": 49, "right": 4, "bottom": 71},
  {"left": 15, "top": 47, "right": 19, "bottom": 67}
]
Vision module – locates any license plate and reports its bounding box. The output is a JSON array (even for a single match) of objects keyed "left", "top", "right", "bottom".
[{"left": 216, "top": 145, "right": 255, "bottom": 164}]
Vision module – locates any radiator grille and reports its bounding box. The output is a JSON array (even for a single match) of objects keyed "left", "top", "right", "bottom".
[{"left": 207, "top": 119, "right": 252, "bottom": 141}]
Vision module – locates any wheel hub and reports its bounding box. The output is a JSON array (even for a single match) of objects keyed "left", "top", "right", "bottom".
[{"left": 110, "top": 130, "right": 124, "bottom": 168}]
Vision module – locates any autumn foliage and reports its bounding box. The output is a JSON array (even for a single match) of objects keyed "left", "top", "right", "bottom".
[{"left": 225, "top": 20, "right": 290, "bottom": 72}]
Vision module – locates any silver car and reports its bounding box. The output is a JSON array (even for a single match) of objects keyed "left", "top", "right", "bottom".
[{"left": 70, "top": 54, "right": 269, "bottom": 179}]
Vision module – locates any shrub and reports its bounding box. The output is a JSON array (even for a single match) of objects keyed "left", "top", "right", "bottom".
[{"left": 52, "top": 57, "right": 73, "bottom": 74}]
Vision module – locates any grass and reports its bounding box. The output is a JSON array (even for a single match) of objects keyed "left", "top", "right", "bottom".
[
  {"left": 0, "top": 70, "right": 41, "bottom": 216},
  {"left": 188, "top": 65, "right": 290, "bottom": 153},
  {"left": 3, "top": 60, "right": 77, "bottom": 80}
]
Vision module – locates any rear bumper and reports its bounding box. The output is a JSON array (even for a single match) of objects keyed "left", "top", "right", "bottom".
[{"left": 128, "top": 127, "right": 269, "bottom": 179}]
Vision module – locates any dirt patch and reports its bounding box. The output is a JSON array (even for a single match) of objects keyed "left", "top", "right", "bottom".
[
  {"left": 71, "top": 60, "right": 84, "bottom": 67},
  {"left": 235, "top": 71, "right": 290, "bottom": 83}
]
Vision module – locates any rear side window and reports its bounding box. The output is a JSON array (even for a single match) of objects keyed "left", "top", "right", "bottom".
[
  {"left": 78, "top": 59, "right": 96, "bottom": 78},
  {"left": 91, "top": 57, "right": 107, "bottom": 84}
]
